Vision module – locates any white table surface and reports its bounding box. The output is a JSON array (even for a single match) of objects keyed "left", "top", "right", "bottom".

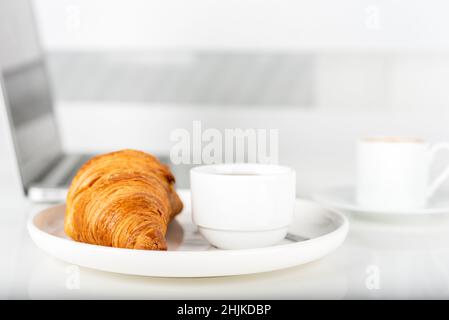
[{"left": 2, "top": 194, "right": 449, "bottom": 300}]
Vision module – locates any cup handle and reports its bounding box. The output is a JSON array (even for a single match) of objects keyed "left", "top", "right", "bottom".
[{"left": 427, "top": 143, "right": 449, "bottom": 199}]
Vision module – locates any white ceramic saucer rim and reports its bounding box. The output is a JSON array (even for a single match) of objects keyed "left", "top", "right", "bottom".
[{"left": 313, "top": 185, "right": 449, "bottom": 215}]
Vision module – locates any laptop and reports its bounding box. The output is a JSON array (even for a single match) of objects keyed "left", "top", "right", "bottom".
[{"left": 0, "top": 59, "right": 94, "bottom": 202}]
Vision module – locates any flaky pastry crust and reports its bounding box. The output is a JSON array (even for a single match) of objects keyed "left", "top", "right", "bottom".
[{"left": 64, "top": 149, "right": 183, "bottom": 250}]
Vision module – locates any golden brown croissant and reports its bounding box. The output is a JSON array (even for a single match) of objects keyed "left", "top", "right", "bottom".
[{"left": 64, "top": 149, "right": 183, "bottom": 250}]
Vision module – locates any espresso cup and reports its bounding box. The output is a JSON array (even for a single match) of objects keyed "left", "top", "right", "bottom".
[
  {"left": 190, "top": 163, "right": 296, "bottom": 249},
  {"left": 356, "top": 137, "right": 449, "bottom": 211}
]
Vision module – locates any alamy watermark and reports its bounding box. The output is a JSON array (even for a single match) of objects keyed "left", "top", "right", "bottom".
[
  {"left": 170, "top": 121, "right": 279, "bottom": 165},
  {"left": 65, "top": 4, "right": 82, "bottom": 32},
  {"left": 365, "top": 264, "right": 381, "bottom": 290},
  {"left": 364, "top": 5, "right": 381, "bottom": 30},
  {"left": 65, "top": 265, "right": 80, "bottom": 290}
]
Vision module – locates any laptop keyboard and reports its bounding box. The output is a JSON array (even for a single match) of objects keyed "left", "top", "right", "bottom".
[{"left": 59, "top": 154, "right": 93, "bottom": 186}]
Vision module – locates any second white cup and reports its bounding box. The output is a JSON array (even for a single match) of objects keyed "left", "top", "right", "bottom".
[{"left": 356, "top": 136, "right": 449, "bottom": 211}]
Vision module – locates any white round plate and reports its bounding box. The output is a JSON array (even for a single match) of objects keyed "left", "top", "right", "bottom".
[
  {"left": 28, "top": 190, "right": 348, "bottom": 278},
  {"left": 314, "top": 185, "right": 449, "bottom": 216}
]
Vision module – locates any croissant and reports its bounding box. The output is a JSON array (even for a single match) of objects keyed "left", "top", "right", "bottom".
[{"left": 64, "top": 149, "right": 183, "bottom": 250}]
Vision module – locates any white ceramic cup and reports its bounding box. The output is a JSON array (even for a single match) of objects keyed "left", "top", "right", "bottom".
[
  {"left": 356, "top": 137, "right": 449, "bottom": 211},
  {"left": 190, "top": 163, "right": 296, "bottom": 249}
]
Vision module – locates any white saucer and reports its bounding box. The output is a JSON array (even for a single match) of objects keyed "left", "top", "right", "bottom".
[
  {"left": 27, "top": 189, "right": 348, "bottom": 278},
  {"left": 313, "top": 185, "right": 449, "bottom": 216}
]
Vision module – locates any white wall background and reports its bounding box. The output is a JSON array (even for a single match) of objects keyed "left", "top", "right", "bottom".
[
  {"left": 32, "top": 0, "right": 449, "bottom": 51},
  {"left": 30, "top": 0, "right": 449, "bottom": 113}
]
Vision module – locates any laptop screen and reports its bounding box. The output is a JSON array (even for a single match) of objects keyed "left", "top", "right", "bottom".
[{"left": 1, "top": 59, "right": 62, "bottom": 188}]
